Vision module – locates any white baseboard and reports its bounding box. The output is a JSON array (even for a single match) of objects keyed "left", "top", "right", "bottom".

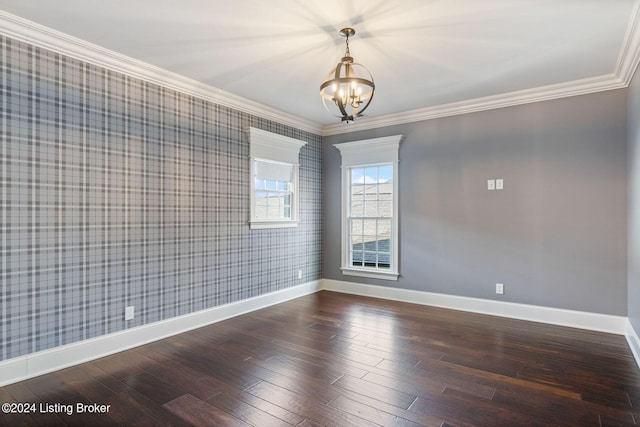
[
  {"left": 627, "top": 319, "right": 640, "bottom": 368},
  {"left": 0, "top": 280, "right": 321, "bottom": 387},
  {"left": 322, "top": 279, "right": 628, "bottom": 335},
  {"left": 1, "top": 278, "right": 635, "bottom": 387}
]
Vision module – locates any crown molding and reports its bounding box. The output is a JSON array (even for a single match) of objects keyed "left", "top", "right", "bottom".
[
  {"left": 322, "top": 0, "right": 640, "bottom": 136},
  {"left": 0, "top": 10, "right": 323, "bottom": 136},
  {"left": 1, "top": 5, "right": 640, "bottom": 138},
  {"left": 320, "top": 73, "right": 627, "bottom": 135},
  {"left": 616, "top": 0, "right": 640, "bottom": 85}
]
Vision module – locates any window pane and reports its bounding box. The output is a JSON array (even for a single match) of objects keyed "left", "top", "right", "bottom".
[
  {"left": 267, "top": 195, "right": 280, "bottom": 218},
  {"left": 378, "top": 219, "right": 391, "bottom": 238},
  {"left": 351, "top": 250, "right": 363, "bottom": 266},
  {"left": 364, "top": 183, "right": 378, "bottom": 198},
  {"left": 363, "top": 219, "right": 377, "bottom": 235},
  {"left": 351, "top": 184, "right": 365, "bottom": 196},
  {"left": 361, "top": 238, "right": 377, "bottom": 253},
  {"left": 255, "top": 191, "right": 267, "bottom": 218},
  {"left": 378, "top": 200, "right": 392, "bottom": 217},
  {"left": 377, "top": 256, "right": 390, "bottom": 269},
  {"left": 363, "top": 251, "right": 377, "bottom": 267},
  {"left": 351, "top": 219, "right": 363, "bottom": 236},
  {"left": 364, "top": 167, "right": 378, "bottom": 183},
  {"left": 364, "top": 200, "right": 378, "bottom": 217},
  {"left": 379, "top": 165, "right": 393, "bottom": 183},
  {"left": 351, "top": 168, "right": 365, "bottom": 184},
  {"left": 351, "top": 235, "right": 365, "bottom": 248},
  {"left": 379, "top": 182, "right": 392, "bottom": 200},
  {"left": 351, "top": 194, "right": 364, "bottom": 217}
]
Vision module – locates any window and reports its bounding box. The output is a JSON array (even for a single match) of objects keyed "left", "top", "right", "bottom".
[
  {"left": 349, "top": 164, "right": 393, "bottom": 269},
  {"left": 248, "top": 127, "right": 307, "bottom": 229},
  {"left": 334, "top": 135, "right": 402, "bottom": 280},
  {"left": 254, "top": 159, "right": 293, "bottom": 220}
]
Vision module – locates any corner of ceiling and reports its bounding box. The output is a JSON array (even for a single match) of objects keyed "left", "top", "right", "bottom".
[
  {"left": 0, "top": 10, "right": 324, "bottom": 136},
  {"left": 2, "top": 6, "right": 640, "bottom": 140},
  {"left": 616, "top": 0, "right": 640, "bottom": 86},
  {"left": 320, "top": 0, "right": 640, "bottom": 137}
]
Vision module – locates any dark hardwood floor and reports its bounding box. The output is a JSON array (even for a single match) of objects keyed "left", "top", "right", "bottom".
[{"left": 1, "top": 290, "right": 639, "bottom": 426}]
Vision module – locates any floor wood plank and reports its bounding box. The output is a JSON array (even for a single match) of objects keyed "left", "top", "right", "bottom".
[{"left": 0, "top": 290, "right": 638, "bottom": 426}]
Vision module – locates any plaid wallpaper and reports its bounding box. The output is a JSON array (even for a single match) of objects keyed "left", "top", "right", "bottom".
[{"left": 0, "top": 36, "right": 322, "bottom": 361}]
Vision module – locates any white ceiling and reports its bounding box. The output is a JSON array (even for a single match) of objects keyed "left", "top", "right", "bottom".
[{"left": 0, "top": 0, "right": 637, "bottom": 129}]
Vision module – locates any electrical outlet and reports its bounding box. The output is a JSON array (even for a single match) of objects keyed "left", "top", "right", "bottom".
[
  {"left": 487, "top": 179, "right": 495, "bottom": 190},
  {"left": 496, "top": 179, "right": 504, "bottom": 190},
  {"left": 496, "top": 283, "right": 504, "bottom": 295},
  {"left": 298, "top": 270, "right": 302, "bottom": 279},
  {"left": 125, "top": 306, "right": 134, "bottom": 321}
]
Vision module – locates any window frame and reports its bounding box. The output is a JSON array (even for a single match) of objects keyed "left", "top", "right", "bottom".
[
  {"left": 334, "top": 135, "right": 402, "bottom": 281},
  {"left": 248, "top": 127, "right": 307, "bottom": 230}
]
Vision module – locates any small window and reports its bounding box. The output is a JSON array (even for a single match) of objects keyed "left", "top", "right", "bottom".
[
  {"left": 335, "top": 135, "right": 402, "bottom": 280},
  {"left": 254, "top": 159, "right": 294, "bottom": 221},
  {"left": 248, "top": 128, "right": 307, "bottom": 229}
]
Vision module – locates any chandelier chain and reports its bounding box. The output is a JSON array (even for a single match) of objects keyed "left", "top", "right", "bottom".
[{"left": 345, "top": 33, "right": 350, "bottom": 57}]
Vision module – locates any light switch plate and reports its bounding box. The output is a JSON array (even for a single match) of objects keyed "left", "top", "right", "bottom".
[
  {"left": 487, "top": 179, "right": 495, "bottom": 190},
  {"left": 496, "top": 179, "right": 504, "bottom": 190}
]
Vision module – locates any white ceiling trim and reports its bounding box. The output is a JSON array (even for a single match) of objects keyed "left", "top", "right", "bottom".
[
  {"left": 323, "top": 0, "right": 640, "bottom": 136},
  {"left": 0, "top": 10, "right": 323, "bottom": 135},
  {"left": 1, "top": 6, "right": 640, "bottom": 138},
  {"left": 617, "top": 0, "right": 640, "bottom": 85},
  {"left": 321, "top": 73, "right": 626, "bottom": 136}
]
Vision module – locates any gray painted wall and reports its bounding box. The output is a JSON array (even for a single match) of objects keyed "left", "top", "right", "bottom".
[
  {"left": 323, "top": 90, "right": 628, "bottom": 315},
  {"left": 0, "top": 36, "right": 322, "bottom": 361},
  {"left": 629, "top": 70, "right": 640, "bottom": 332}
]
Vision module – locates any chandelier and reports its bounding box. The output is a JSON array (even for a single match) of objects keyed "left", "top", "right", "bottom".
[{"left": 320, "top": 28, "right": 375, "bottom": 123}]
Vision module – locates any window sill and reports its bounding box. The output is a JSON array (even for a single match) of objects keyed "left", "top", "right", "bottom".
[
  {"left": 250, "top": 220, "right": 299, "bottom": 230},
  {"left": 340, "top": 267, "right": 399, "bottom": 281}
]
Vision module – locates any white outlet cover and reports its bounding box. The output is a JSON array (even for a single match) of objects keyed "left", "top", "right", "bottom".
[
  {"left": 496, "top": 179, "right": 504, "bottom": 190},
  {"left": 496, "top": 283, "right": 504, "bottom": 295},
  {"left": 125, "top": 306, "right": 134, "bottom": 320},
  {"left": 487, "top": 179, "right": 495, "bottom": 190}
]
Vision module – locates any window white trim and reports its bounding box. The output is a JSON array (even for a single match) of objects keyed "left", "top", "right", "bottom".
[
  {"left": 248, "top": 128, "right": 307, "bottom": 229},
  {"left": 334, "top": 135, "right": 402, "bottom": 281}
]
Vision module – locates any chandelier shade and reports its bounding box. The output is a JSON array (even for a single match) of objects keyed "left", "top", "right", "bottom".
[{"left": 320, "top": 28, "right": 375, "bottom": 124}]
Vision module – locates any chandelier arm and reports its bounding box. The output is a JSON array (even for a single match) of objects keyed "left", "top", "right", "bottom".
[
  {"left": 331, "top": 62, "right": 349, "bottom": 119},
  {"left": 355, "top": 91, "right": 374, "bottom": 116},
  {"left": 334, "top": 61, "right": 343, "bottom": 81}
]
